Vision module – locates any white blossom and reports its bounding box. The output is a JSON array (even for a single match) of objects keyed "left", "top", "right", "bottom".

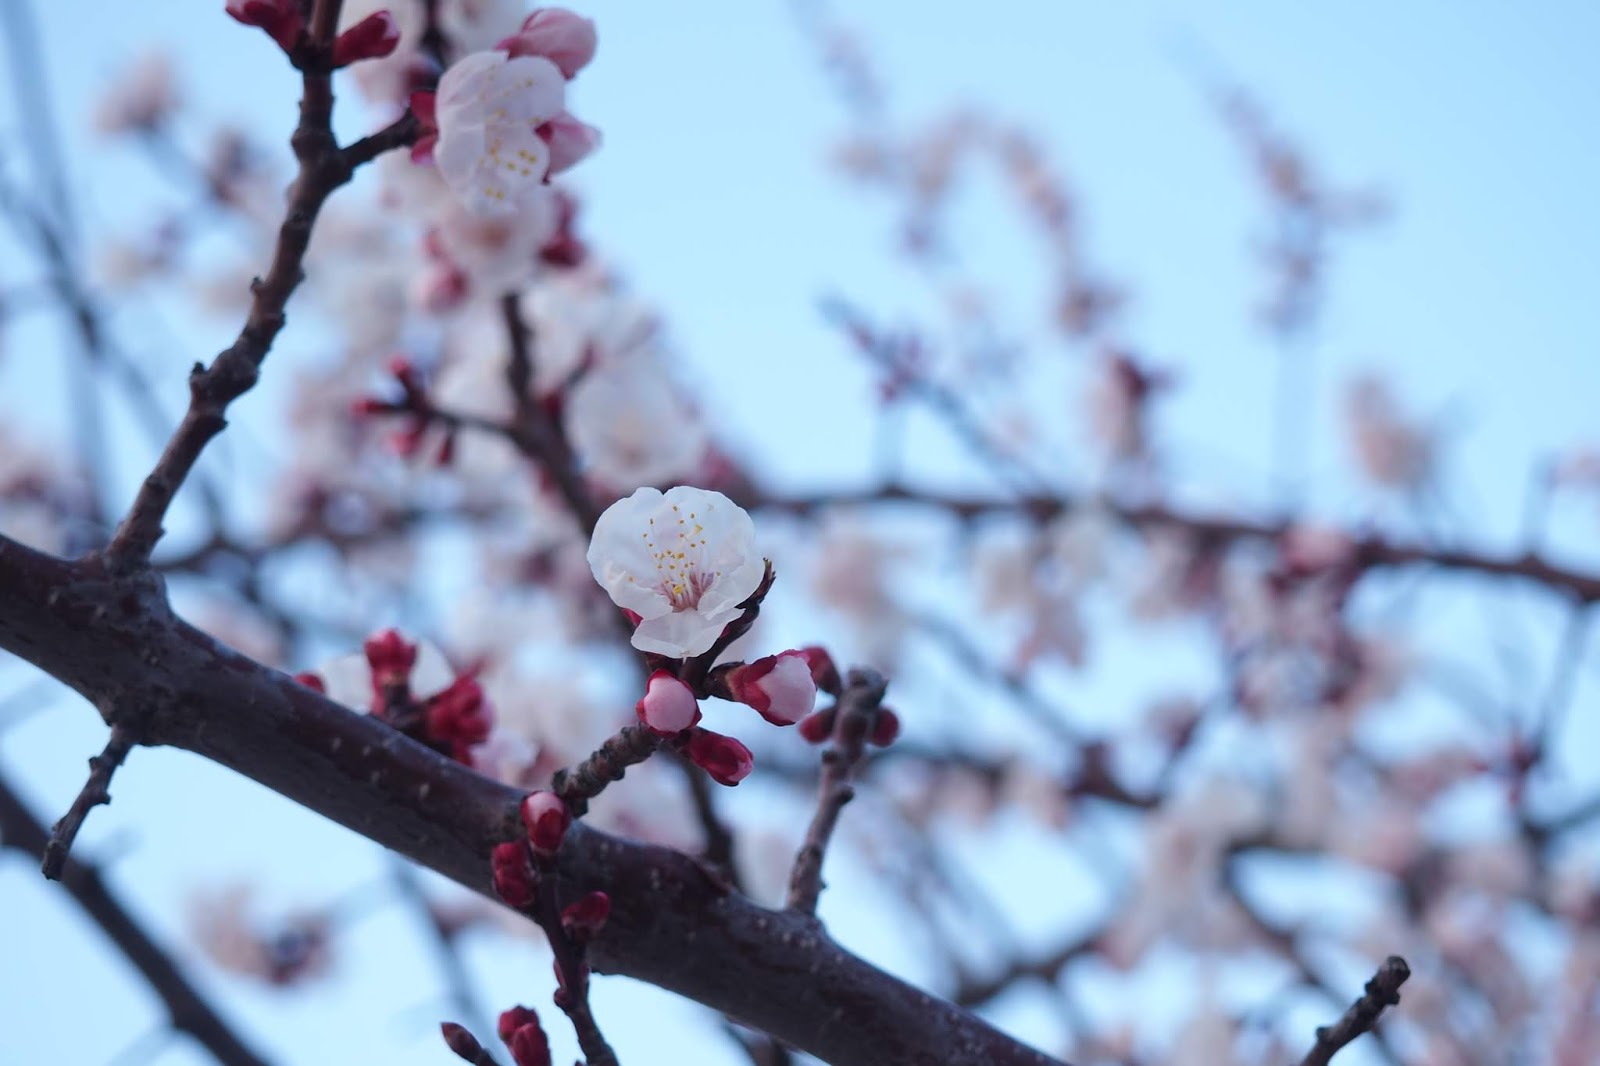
[
  {"left": 587, "top": 486, "right": 765, "bottom": 657},
  {"left": 567, "top": 359, "right": 708, "bottom": 489},
  {"left": 434, "top": 52, "right": 566, "bottom": 215}
]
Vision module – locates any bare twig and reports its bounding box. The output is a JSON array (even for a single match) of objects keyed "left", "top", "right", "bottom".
[
  {"left": 1298, "top": 956, "right": 1411, "bottom": 1066},
  {"left": 41, "top": 724, "right": 136, "bottom": 879},
  {"left": 0, "top": 773, "right": 272, "bottom": 1066},
  {"left": 553, "top": 723, "right": 662, "bottom": 814},
  {"left": 787, "top": 667, "right": 888, "bottom": 914},
  {"left": 101, "top": 38, "right": 417, "bottom": 570}
]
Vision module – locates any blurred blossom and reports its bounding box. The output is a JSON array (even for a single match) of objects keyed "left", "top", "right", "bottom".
[
  {"left": 93, "top": 51, "right": 178, "bottom": 134},
  {"left": 1343, "top": 374, "right": 1436, "bottom": 491}
]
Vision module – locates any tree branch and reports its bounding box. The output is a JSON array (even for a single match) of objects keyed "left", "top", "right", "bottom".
[
  {"left": 101, "top": 51, "right": 415, "bottom": 571},
  {"left": 0, "top": 772, "right": 273, "bottom": 1066},
  {"left": 0, "top": 533, "right": 1065, "bottom": 1066},
  {"left": 787, "top": 667, "right": 886, "bottom": 914},
  {"left": 40, "top": 724, "right": 135, "bottom": 879},
  {"left": 1298, "top": 956, "right": 1411, "bottom": 1066},
  {"left": 749, "top": 484, "right": 1600, "bottom": 603}
]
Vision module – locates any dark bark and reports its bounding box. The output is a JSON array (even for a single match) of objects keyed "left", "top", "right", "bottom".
[{"left": 0, "top": 534, "right": 1065, "bottom": 1066}]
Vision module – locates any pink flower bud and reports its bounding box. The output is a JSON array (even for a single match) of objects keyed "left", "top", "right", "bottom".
[
  {"left": 869, "top": 707, "right": 901, "bottom": 747},
  {"left": 501, "top": 8, "right": 597, "bottom": 79},
  {"left": 497, "top": 1006, "right": 552, "bottom": 1066},
  {"left": 798, "top": 645, "right": 842, "bottom": 695},
  {"left": 520, "top": 791, "right": 571, "bottom": 856},
  {"left": 363, "top": 628, "right": 417, "bottom": 690},
  {"left": 723, "top": 651, "right": 815, "bottom": 726},
  {"left": 797, "top": 707, "right": 835, "bottom": 744},
  {"left": 635, "top": 670, "right": 701, "bottom": 735},
  {"left": 491, "top": 841, "right": 536, "bottom": 907},
  {"left": 560, "top": 891, "right": 610, "bottom": 939},
  {"left": 537, "top": 113, "right": 601, "bottom": 175},
  {"left": 224, "top": 0, "right": 304, "bottom": 52},
  {"left": 332, "top": 10, "right": 401, "bottom": 67},
  {"left": 684, "top": 729, "right": 754, "bottom": 786}
]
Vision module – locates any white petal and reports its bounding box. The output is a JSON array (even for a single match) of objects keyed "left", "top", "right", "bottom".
[
  {"left": 436, "top": 51, "right": 503, "bottom": 114},
  {"left": 631, "top": 607, "right": 732, "bottom": 658},
  {"left": 487, "top": 55, "right": 566, "bottom": 124}
]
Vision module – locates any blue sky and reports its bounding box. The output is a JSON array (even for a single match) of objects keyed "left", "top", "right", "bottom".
[{"left": 4, "top": 2, "right": 1600, "bottom": 1064}]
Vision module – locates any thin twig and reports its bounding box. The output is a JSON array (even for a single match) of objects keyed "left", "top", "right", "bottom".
[
  {"left": 553, "top": 724, "right": 662, "bottom": 815},
  {"left": 41, "top": 725, "right": 136, "bottom": 880},
  {"left": 101, "top": 40, "right": 416, "bottom": 570},
  {"left": 1298, "top": 956, "right": 1411, "bottom": 1066},
  {"left": 787, "top": 667, "right": 887, "bottom": 914}
]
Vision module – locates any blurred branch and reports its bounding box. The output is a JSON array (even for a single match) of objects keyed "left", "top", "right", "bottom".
[
  {"left": 1297, "top": 956, "right": 1411, "bottom": 1066},
  {"left": 748, "top": 483, "right": 1600, "bottom": 602},
  {"left": 0, "top": 772, "right": 273, "bottom": 1066}
]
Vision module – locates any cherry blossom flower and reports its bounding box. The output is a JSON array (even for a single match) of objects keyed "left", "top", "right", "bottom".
[
  {"left": 433, "top": 52, "right": 568, "bottom": 215},
  {"left": 567, "top": 359, "right": 708, "bottom": 489},
  {"left": 429, "top": 190, "right": 559, "bottom": 292},
  {"left": 1343, "top": 374, "right": 1435, "bottom": 491},
  {"left": 93, "top": 51, "right": 179, "bottom": 135},
  {"left": 188, "top": 884, "right": 331, "bottom": 986},
  {"left": 524, "top": 272, "right": 658, "bottom": 378},
  {"left": 587, "top": 486, "right": 765, "bottom": 657}
]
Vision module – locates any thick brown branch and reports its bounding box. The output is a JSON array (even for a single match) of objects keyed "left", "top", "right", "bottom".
[
  {"left": 1298, "top": 956, "right": 1411, "bottom": 1066},
  {"left": 0, "top": 534, "right": 1064, "bottom": 1066},
  {"left": 0, "top": 773, "right": 272, "bottom": 1066},
  {"left": 787, "top": 667, "right": 886, "bottom": 914}
]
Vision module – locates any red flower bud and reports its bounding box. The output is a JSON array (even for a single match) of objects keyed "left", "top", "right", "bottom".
[
  {"left": 798, "top": 645, "right": 842, "bottom": 696},
  {"left": 684, "top": 728, "right": 754, "bottom": 786},
  {"left": 490, "top": 841, "right": 537, "bottom": 908},
  {"left": 520, "top": 791, "right": 571, "bottom": 856},
  {"left": 869, "top": 707, "right": 901, "bottom": 747},
  {"left": 425, "top": 675, "right": 493, "bottom": 752},
  {"left": 363, "top": 628, "right": 417, "bottom": 691},
  {"left": 225, "top": 0, "right": 304, "bottom": 52},
  {"left": 332, "top": 10, "right": 401, "bottom": 67},
  {"left": 797, "top": 707, "right": 835, "bottom": 744},
  {"left": 497, "top": 1006, "right": 551, "bottom": 1066},
  {"left": 560, "top": 891, "right": 610, "bottom": 940},
  {"left": 440, "top": 1021, "right": 487, "bottom": 1063}
]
